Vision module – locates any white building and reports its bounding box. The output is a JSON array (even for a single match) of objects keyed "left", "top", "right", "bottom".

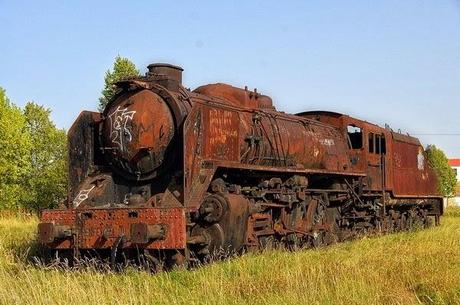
[{"left": 448, "top": 159, "right": 460, "bottom": 206}]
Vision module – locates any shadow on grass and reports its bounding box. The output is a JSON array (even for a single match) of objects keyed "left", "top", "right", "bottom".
[
  {"left": 10, "top": 236, "right": 49, "bottom": 265},
  {"left": 412, "top": 282, "right": 443, "bottom": 304}
]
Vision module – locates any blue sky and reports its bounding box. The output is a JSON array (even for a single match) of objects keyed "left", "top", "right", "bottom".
[{"left": 1, "top": 0, "right": 459, "bottom": 156}]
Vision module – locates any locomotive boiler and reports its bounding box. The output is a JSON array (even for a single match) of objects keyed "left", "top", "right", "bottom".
[{"left": 38, "top": 63, "right": 443, "bottom": 267}]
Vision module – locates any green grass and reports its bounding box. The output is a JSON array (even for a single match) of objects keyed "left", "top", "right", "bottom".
[{"left": 0, "top": 209, "right": 459, "bottom": 305}]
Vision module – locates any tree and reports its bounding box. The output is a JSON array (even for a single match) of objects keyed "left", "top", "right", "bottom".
[
  {"left": 98, "top": 56, "right": 140, "bottom": 111},
  {"left": 426, "top": 145, "right": 457, "bottom": 197},
  {"left": 0, "top": 87, "right": 67, "bottom": 212},
  {"left": 0, "top": 87, "right": 32, "bottom": 209},
  {"left": 23, "top": 102, "right": 68, "bottom": 212}
]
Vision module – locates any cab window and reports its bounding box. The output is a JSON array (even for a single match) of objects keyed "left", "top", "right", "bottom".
[
  {"left": 347, "top": 125, "right": 363, "bottom": 149},
  {"left": 368, "top": 133, "right": 374, "bottom": 153},
  {"left": 368, "top": 132, "right": 386, "bottom": 154},
  {"left": 378, "top": 134, "right": 386, "bottom": 154}
]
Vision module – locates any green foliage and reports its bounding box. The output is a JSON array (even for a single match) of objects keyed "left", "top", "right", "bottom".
[
  {"left": 98, "top": 55, "right": 140, "bottom": 111},
  {"left": 0, "top": 87, "right": 67, "bottom": 212},
  {"left": 0, "top": 88, "right": 32, "bottom": 209},
  {"left": 426, "top": 144, "right": 457, "bottom": 197},
  {"left": 23, "top": 102, "right": 68, "bottom": 212}
]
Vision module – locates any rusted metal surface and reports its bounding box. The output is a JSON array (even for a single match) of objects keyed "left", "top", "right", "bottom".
[
  {"left": 392, "top": 134, "right": 438, "bottom": 197},
  {"left": 183, "top": 99, "right": 353, "bottom": 209},
  {"left": 67, "top": 111, "right": 103, "bottom": 202},
  {"left": 194, "top": 83, "right": 275, "bottom": 110},
  {"left": 299, "top": 111, "right": 439, "bottom": 198},
  {"left": 39, "top": 207, "right": 186, "bottom": 249},
  {"left": 189, "top": 193, "right": 249, "bottom": 254},
  {"left": 101, "top": 89, "right": 175, "bottom": 179},
  {"left": 38, "top": 62, "right": 442, "bottom": 265},
  {"left": 189, "top": 89, "right": 352, "bottom": 172},
  {"left": 146, "top": 63, "right": 183, "bottom": 92}
]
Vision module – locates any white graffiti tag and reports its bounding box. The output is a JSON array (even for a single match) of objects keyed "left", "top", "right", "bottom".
[
  {"left": 108, "top": 106, "right": 136, "bottom": 150},
  {"left": 72, "top": 185, "right": 95, "bottom": 208}
]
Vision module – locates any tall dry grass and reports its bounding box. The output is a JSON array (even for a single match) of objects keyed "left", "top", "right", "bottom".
[{"left": 0, "top": 209, "right": 458, "bottom": 305}]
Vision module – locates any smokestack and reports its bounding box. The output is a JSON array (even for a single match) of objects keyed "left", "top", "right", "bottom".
[{"left": 147, "top": 63, "right": 183, "bottom": 91}]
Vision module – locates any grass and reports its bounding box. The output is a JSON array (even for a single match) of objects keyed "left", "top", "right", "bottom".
[{"left": 0, "top": 209, "right": 459, "bottom": 305}]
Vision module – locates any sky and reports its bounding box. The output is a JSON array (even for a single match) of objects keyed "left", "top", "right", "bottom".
[{"left": 1, "top": 0, "right": 459, "bottom": 157}]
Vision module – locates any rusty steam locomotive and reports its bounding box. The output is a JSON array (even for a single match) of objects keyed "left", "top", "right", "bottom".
[{"left": 38, "top": 63, "right": 443, "bottom": 266}]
